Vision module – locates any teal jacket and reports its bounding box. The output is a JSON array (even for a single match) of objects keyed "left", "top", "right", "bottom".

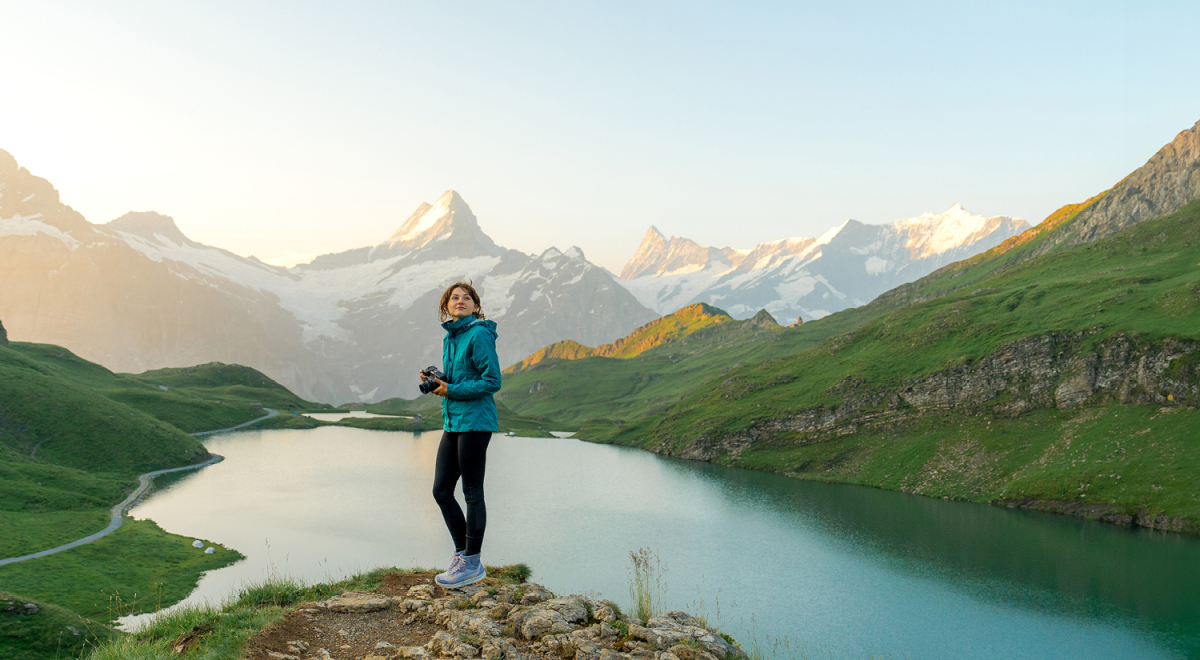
[{"left": 440, "top": 316, "right": 501, "bottom": 432}]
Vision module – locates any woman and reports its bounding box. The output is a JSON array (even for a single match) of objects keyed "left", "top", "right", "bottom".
[{"left": 422, "top": 281, "right": 501, "bottom": 589}]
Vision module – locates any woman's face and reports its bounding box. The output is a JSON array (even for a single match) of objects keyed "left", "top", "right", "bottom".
[{"left": 448, "top": 287, "right": 477, "bottom": 320}]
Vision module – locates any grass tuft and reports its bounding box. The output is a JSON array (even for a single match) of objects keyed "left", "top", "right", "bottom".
[{"left": 627, "top": 548, "right": 668, "bottom": 624}]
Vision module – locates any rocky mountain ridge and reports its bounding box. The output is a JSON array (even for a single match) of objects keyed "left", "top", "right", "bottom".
[
  {"left": 1042, "top": 119, "right": 1200, "bottom": 255},
  {"left": 616, "top": 205, "right": 1028, "bottom": 325}
]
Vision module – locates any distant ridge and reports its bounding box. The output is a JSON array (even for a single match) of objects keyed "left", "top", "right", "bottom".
[
  {"left": 616, "top": 204, "right": 1028, "bottom": 325},
  {"left": 505, "top": 302, "right": 735, "bottom": 373}
]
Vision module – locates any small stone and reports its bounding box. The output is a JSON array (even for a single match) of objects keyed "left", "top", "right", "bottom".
[
  {"left": 397, "top": 646, "right": 429, "bottom": 660},
  {"left": 377, "top": 641, "right": 398, "bottom": 649},
  {"left": 23, "top": 603, "right": 38, "bottom": 614},
  {"left": 267, "top": 652, "right": 300, "bottom": 660}
]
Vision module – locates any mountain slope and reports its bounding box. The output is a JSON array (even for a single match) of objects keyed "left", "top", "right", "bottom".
[
  {"left": 504, "top": 302, "right": 735, "bottom": 372},
  {"left": 617, "top": 205, "right": 1028, "bottom": 325},
  {"left": 0, "top": 157, "right": 658, "bottom": 402}
]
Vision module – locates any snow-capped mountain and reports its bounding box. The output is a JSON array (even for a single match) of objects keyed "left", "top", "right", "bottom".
[
  {"left": 0, "top": 151, "right": 656, "bottom": 402},
  {"left": 617, "top": 205, "right": 1029, "bottom": 324}
]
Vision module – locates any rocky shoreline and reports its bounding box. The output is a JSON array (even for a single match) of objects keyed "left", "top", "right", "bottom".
[{"left": 244, "top": 573, "right": 740, "bottom": 660}]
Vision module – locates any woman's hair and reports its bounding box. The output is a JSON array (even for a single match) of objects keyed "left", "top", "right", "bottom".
[{"left": 438, "top": 281, "right": 487, "bottom": 322}]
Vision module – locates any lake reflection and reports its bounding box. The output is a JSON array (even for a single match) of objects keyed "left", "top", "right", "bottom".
[{"left": 127, "top": 427, "right": 1200, "bottom": 659}]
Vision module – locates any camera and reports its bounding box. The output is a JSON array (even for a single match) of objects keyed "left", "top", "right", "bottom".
[{"left": 419, "top": 366, "right": 447, "bottom": 394}]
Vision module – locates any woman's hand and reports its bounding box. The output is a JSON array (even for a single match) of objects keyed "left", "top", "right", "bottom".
[{"left": 433, "top": 379, "right": 449, "bottom": 397}]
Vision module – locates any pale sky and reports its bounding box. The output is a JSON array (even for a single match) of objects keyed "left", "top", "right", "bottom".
[{"left": 2, "top": 1, "right": 1199, "bottom": 272}]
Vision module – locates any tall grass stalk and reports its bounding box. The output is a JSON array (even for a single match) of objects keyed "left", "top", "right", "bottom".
[{"left": 627, "top": 547, "right": 668, "bottom": 624}]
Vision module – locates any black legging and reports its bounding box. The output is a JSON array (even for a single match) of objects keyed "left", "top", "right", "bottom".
[{"left": 432, "top": 430, "right": 492, "bottom": 556}]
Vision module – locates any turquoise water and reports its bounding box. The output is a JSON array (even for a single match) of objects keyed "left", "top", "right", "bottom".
[{"left": 127, "top": 427, "right": 1200, "bottom": 658}]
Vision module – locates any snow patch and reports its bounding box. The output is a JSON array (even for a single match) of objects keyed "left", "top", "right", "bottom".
[
  {"left": 0, "top": 213, "right": 80, "bottom": 250},
  {"left": 865, "top": 256, "right": 889, "bottom": 275}
]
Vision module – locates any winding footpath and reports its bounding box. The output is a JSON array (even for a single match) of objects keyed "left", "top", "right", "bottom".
[{"left": 0, "top": 408, "right": 278, "bottom": 567}]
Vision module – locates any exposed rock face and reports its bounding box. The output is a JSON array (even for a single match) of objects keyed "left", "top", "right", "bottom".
[
  {"left": 0, "top": 152, "right": 658, "bottom": 402},
  {"left": 677, "top": 331, "right": 1199, "bottom": 461},
  {"left": 0, "top": 319, "right": 7, "bottom": 346},
  {"left": 618, "top": 206, "right": 1028, "bottom": 325},
  {"left": 1044, "top": 120, "right": 1200, "bottom": 255}
]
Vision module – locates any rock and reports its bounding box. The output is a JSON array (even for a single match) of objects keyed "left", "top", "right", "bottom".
[
  {"left": 396, "top": 647, "right": 429, "bottom": 660},
  {"left": 377, "top": 641, "right": 398, "bottom": 649},
  {"left": 316, "top": 649, "right": 335, "bottom": 660},
  {"left": 668, "top": 646, "right": 719, "bottom": 660},
  {"left": 407, "top": 584, "right": 436, "bottom": 601},
  {"left": 426, "top": 630, "right": 479, "bottom": 658},
  {"left": 480, "top": 638, "right": 519, "bottom": 660},
  {"left": 574, "top": 640, "right": 603, "bottom": 660},
  {"left": 591, "top": 600, "right": 620, "bottom": 622},
  {"left": 436, "top": 608, "right": 503, "bottom": 638},
  {"left": 323, "top": 591, "right": 395, "bottom": 613},
  {"left": 267, "top": 652, "right": 300, "bottom": 660}
]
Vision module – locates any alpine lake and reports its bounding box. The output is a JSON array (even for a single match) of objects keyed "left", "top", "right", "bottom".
[{"left": 120, "top": 418, "right": 1200, "bottom": 659}]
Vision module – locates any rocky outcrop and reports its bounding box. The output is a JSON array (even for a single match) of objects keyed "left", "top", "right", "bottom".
[
  {"left": 0, "top": 319, "right": 7, "bottom": 346},
  {"left": 677, "top": 330, "right": 1200, "bottom": 462},
  {"left": 1043, "top": 120, "right": 1200, "bottom": 255},
  {"left": 314, "top": 581, "right": 741, "bottom": 660}
]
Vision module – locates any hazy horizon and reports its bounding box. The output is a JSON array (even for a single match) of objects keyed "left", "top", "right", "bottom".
[{"left": 3, "top": 1, "right": 1199, "bottom": 272}]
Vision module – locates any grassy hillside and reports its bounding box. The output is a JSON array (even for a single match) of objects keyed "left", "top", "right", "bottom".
[
  {"left": 497, "top": 307, "right": 861, "bottom": 428},
  {"left": 1, "top": 590, "right": 120, "bottom": 660},
  {"left": 505, "top": 302, "right": 735, "bottom": 372},
  {"left": 8, "top": 344, "right": 329, "bottom": 433},
  {"left": 0, "top": 345, "right": 210, "bottom": 476},
  {"left": 493, "top": 200, "right": 1200, "bottom": 532}
]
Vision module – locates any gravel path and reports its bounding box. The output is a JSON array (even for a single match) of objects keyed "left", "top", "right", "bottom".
[{"left": 0, "top": 408, "right": 278, "bottom": 566}]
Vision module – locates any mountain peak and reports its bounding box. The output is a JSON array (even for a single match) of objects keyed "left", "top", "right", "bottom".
[
  {"left": 385, "top": 190, "right": 485, "bottom": 250},
  {"left": 619, "top": 226, "right": 729, "bottom": 280},
  {"left": 103, "top": 211, "right": 195, "bottom": 246}
]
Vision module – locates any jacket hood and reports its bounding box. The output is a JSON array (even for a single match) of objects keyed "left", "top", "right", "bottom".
[{"left": 443, "top": 316, "right": 498, "bottom": 339}]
